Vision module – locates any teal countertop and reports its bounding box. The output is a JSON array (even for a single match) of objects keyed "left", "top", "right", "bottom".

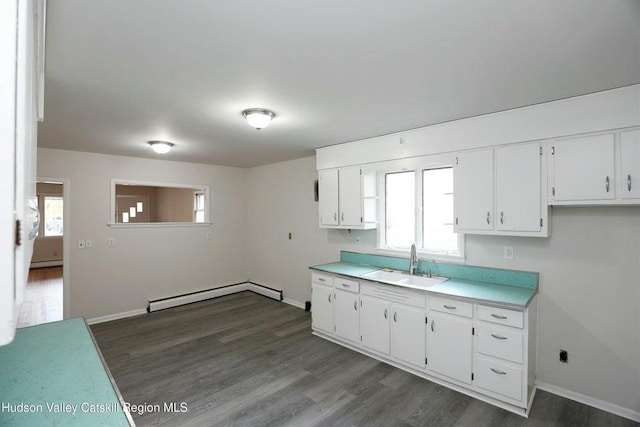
[
  {"left": 0, "top": 318, "right": 133, "bottom": 427},
  {"left": 310, "top": 262, "right": 537, "bottom": 308}
]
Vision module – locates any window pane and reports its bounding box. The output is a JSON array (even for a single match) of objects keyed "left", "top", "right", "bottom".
[
  {"left": 44, "top": 196, "right": 63, "bottom": 236},
  {"left": 385, "top": 171, "right": 415, "bottom": 248},
  {"left": 423, "top": 168, "right": 458, "bottom": 253}
]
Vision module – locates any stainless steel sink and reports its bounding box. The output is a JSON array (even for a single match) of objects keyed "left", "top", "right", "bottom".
[{"left": 362, "top": 269, "right": 447, "bottom": 289}]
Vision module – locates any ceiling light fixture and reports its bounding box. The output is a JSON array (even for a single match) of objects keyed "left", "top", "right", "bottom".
[
  {"left": 242, "top": 108, "right": 275, "bottom": 130},
  {"left": 148, "top": 140, "right": 174, "bottom": 154}
]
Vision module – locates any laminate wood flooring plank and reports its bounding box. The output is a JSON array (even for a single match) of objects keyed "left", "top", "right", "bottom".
[
  {"left": 91, "top": 292, "right": 638, "bottom": 427},
  {"left": 17, "top": 267, "right": 63, "bottom": 328}
]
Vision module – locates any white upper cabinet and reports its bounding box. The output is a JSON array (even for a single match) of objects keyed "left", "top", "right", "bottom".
[
  {"left": 318, "top": 169, "right": 339, "bottom": 226},
  {"left": 549, "top": 133, "right": 615, "bottom": 202},
  {"left": 548, "top": 128, "right": 640, "bottom": 205},
  {"left": 496, "top": 143, "right": 542, "bottom": 232},
  {"left": 619, "top": 129, "right": 640, "bottom": 200},
  {"left": 454, "top": 149, "right": 494, "bottom": 231},
  {"left": 318, "top": 166, "right": 377, "bottom": 229}
]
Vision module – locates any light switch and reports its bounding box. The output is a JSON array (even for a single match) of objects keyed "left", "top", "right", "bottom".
[{"left": 107, "top": 237, "right": 116, "bottom": 247}]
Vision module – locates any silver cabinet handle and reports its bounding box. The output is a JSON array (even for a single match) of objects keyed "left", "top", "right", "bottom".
[
  {"left": 334, "top": 212, "right": 337, "bottom": 221},
  {"left": 491, "top": 334, "right": 507, "bottom": 340},
  {"left": 384, "top": 308, "right": 388, "bottom": 319},
  {"left": 490, "top": 368, "right": 507, "bottom": 375},
  {"left": 342, "top": 283, "right": 349, "bottom": 288},
  {"left": 491, "top": 314, "right": 507, "bottom": 319},
  {"left": 341, "top": 212, "right": 344, "bottom": 221},
  {"left": 430, "top": 319, "right": 434, "bottom": 332},
  {"left": 328, "top": 294, "right": 331, "bottom": 303},
  {"left": 500, "top": 211, "right": 504, "bottom": 225},
  {"left": 605, "top": 176, "right": 610, "bottom": 193},
  {"left": 318, "top": 278, "right": 325, "bottom": 282},
  {"left": 486, "top": 211, "right": 490, "bottom": 224},
  {"left": 443, "top": 305, "right": 456, "bottom": 310},
  {"left": 393, "top": 312, "right": 397, "bottom": 322},
  {"left": 353, "top": 301, "right": 357, "bottom": 311},
  {"left": 628, "top": 174, "right": 632, "bottom": 192}
]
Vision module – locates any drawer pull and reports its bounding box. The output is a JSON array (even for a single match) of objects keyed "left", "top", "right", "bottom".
[
  {"left": 443, "top": 305, "right": 456, "bottom": 310},
  {"left": 318, "top": 278, "right": 325, "bottom": 282},
  {"left": 342, "top": 283, "right": 349, "bottom": 287},
  {"left": 490, "top": 368, "right": 507, "bottom": 375},
  {"left": 491, "top": 334, "right": 507, "bottom": 340},
  {"left": 491, "top": 314, "right": 507, "bottom": 319}
]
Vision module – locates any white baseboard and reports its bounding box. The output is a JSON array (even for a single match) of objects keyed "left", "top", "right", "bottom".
[
  {"left": 248, "top": 282, "right": 283, "bottom": 301},
  {"left": 87, "top": 309, "right": 147, "bottom": 325},
  {"left": 283, "top": 298, "right": 306, "bottom": 310},
  {"left": 30, "top": 260, "right": 63, "bottom": 268},
  {"left": 149, "top": 283, "right": 249, "bottom": 312},
  {"left": 536, "top": 381, "right": 640, "bottom": 422}
]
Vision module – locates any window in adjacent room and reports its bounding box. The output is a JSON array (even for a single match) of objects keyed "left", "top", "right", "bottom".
[{"left": 194, "top": 192, "right": 205, "bottom": 223}]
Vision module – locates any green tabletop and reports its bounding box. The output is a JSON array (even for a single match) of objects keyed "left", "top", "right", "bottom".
[
  {"left": 430, "top": 278, "right": 536, "bottom": 308},
  {"left": 0, "top": 318, "right": 133, "bottom": 426},
  {"left": 310, "top": 262, "right": 380, "bottom": 277}
]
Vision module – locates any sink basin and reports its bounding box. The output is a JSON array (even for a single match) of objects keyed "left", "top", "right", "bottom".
[{"left": 362, "top": 270, "right": 447, "bottom": 289}]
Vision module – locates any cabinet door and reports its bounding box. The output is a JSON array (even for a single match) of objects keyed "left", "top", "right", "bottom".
[
  {"left": 311, "top": 283, "right": 334, "bottom": 333},
  {"left": 319, "top": 169, "right": 339, "bottom": 226},
  {"left": 551, "top": 133, "right": 615, "bottom": 201},
  {"left": 360, "top": 295, "right": 390, "bottom": 355},
  {"left": 619, "top": 129, "right": 640, "bottom": 199},
  {"left": 334, "top": 289, "right": 359, "bottom": 343},
  {"left": 338, "top": 166, "right": 362, "bottom": 227},
  {"left": 454, "top": 149, "right": 494, "bottom": 231},
  {"left": 391, "top": 304, "right": 426, "bottom": 368},
  {"left": 427, "top": 313, "right": 472, "bottom": 384},
  {"left": 496, "top": 143, "right": 541, "bottom": 232}
]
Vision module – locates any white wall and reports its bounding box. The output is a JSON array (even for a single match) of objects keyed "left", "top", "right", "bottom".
[
  {"left": 37, "top": 148, "right": 248, "bottom": 319},
  {"left": 245, "top": 155, "right": 640, "bottom": 416}
]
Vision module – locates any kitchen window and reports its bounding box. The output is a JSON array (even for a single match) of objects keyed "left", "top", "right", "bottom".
[{"left": 380, "top": 166, "right": 463, "bottom": 259}]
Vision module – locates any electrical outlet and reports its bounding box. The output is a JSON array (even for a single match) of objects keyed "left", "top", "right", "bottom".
[
  {"left": 559, "top": 349, "right": 568, "bottom": 363},
  {"left": 504, "top": 246, "right": 514, "bottom": 259},
  {"left": 206, "top": 232, "right": 212, "bottom": 240},
  {"left": 355, "top": 236, "right": 361, "bottom": 245},
  {"left": 77, "top": 240, "right": 85, "bottom": 249},
  {"left": 107, "top": 237, "right": 116, "bottom": 247}
]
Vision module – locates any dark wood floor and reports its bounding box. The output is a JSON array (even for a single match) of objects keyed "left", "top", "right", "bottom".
[{"left": 91, "top": 292, "right": 637, "bottom": 427}]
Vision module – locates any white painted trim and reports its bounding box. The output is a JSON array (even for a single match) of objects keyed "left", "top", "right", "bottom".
[
  {"left": 107, "top": 222, "right": 212, "bottom": 228},
  {"left": 282, "top": 298, "right": 306, "bottom": 310},
  {"left": 87, "top": 308, "right": 147, "bottom": 325},
  {"left": 248, "top": 283, "right": 282, "bottom": 301},
  {"left": 536, "top": 381, "right": 640, "bottom": 422},
  {"left": 30, "top": 260, "right": 62, "bottom": 268},
  {"left": 148, "top": 283, "right": 249, "bottom": 312}
]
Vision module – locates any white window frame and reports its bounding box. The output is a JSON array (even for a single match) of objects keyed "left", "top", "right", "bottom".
[
  {"left": 377, "top": 153, "right": 465, "bottom": 262},
  {"left": 193, "top": 191, "right": 205, "bottom": 223},
  {"left": 36, "top": 192, "right": 64, "bottom": 238}
]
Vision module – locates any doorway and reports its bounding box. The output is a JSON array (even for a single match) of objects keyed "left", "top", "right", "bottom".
[{"left": 18, "top": 180, "right": 66, "bottom": 327}]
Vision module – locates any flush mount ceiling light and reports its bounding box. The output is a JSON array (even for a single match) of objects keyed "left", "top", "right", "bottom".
[
  {"left": 148, "top": 140, "right": 174, "bottom": 154},
  {"left": 242, "top": 108, "right": 275, "bottom": 130}
]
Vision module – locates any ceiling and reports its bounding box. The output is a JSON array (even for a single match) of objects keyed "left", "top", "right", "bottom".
[{"left": 39, "top": 0, "right": 640, "bottom": 168}]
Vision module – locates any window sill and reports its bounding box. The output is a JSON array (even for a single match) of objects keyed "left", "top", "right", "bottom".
[{"left": 107, "top": 222, "right": 212, "bottom": 229}]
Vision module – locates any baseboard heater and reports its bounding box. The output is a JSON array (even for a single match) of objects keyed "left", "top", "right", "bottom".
[{"left": 147, "top": 282, "right": 283, "bottom": 312}]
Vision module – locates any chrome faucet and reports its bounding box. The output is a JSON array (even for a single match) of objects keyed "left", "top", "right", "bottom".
[{"left": 409, "top": 243, "right": 418, "bottom": 275}]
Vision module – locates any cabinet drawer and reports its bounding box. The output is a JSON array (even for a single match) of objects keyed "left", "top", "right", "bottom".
[
  {"left": 334, "top": 277, "right": 359, "bottom": 293},
  {"left": 477, "top": 325, "right": 524, "bottom": 364},
  {"left": 361, "top": 281, "right": 426, "bottom": 308},
  {"left": 429, "top": 296, "right": 473, "bottom": 318},
  {"left": 311, "top": 272, "right": 333, "bottom": 286},
  {"left": 478, "top": 305, "right": 523, "bottom": 328},
  {"left": 475, "top": 356, "right": 523, "bottom": 402}
]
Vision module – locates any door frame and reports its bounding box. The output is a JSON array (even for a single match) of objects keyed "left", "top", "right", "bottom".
[{"left": 38, "top": 176, "right": 70, "bottom": 319}]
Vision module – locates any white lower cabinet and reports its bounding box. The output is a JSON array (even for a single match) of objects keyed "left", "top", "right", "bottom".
[
  {"left": 391, "top": 304, "right": 426, "bottom": 369},
  {"left": 334, "top": 288, "right": 360, "bottom": 343},
  {"left": 311, "top": 271, "right": 537, "bottom": 416},
  {"left": 427, "top": 312, "right": 473, "bottom": 384}
]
